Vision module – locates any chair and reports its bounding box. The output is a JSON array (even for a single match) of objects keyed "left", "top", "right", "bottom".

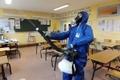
[
  {"left": 102, "top": 39, "right": 112, "bottom": 50},
  {"left": 90, "top": 38, "right": 97, "bottom": 47},
  {"left": 27, "top": 32, "right": 36, "bottom": 43},
  {"left": 0, "top": 56, "right": 12, "bottom": 80},
  {"left": 40, "top": 42, "right": 48, "bottom": 58},
  {"left": 40, "top": 42, "right": 66, "bottom": 61},
  {"left": 106, "top": 66, "right": 120, "bottom": 79},
  {"left": 104, "top": 39, "right": 112, "bottom": 43},
  {"left": 115, "top": 40, "right": 120, "bottom": 51},
  {"left": 8, "top": 42, "right": 21, "bottom": 58},
  {"left": 87, "top": 48, "right": 93, "bottom": 56},
  {"left": 51, "top": 50, "right": 64, "bottom": 71},
  {"left": 40, "top": 41, "right": 60, "bottom": 60},
  {"left": 90, "top": 38, "right": 97, "bottom": 53},
  {"left": 0, "top": 51, "right": 9, "bottom": 60}
]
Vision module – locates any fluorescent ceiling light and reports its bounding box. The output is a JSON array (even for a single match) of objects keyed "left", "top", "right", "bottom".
[
  {"left": 54, "top": 4, "right": 69, "bottom": 11},
  {"left": 3, "top": 13, "right": 26, "bottom": 18},
  {"left": 5, "top": 0, "right": 12, "bottom": 4}
]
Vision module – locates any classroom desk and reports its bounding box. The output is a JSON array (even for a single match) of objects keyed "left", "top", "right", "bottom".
[
  {"left": 0, "top": 56, "right": 12, "bottom": 80},
  {"left": 35, "top": 40, "right": 60, "bottom": 54},
  {"left": 40, "top": 42, "right": 67, "bottom": 60},
  {"left": 89, "top": 50, "right": 120, "bottom": 80}
]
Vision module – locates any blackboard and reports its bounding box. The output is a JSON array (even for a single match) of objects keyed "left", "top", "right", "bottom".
[{"left": 15, "top": 19, "right": 50, "bottom": 32}]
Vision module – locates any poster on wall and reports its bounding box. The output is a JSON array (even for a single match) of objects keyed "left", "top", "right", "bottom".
[
  {"left": 111, "top": 19, "right": 117, "bottom": 31},
  {"left": 39, "top": 19, "right": 46, "bottom": 25},
  {"left": 104, "top": 20, "right": 112, "bottom": 32},
  {"left": 15, "top": 18, "right": 21, "bottom": 29},
  {"left": 98, "top": 20, "right": 105, "bottom": 31},
  {"left": 98, "top": 20, "right": 114, "bottom": 32},
  {"left": 98, "top": 19, "right": 120, "bottom": 32},
  {"left": 9, "top": 19, "right": 15, "bottom": 34},
  {"left": 116, "top": 20, "right": 120, "bottom": 32},
  {"left": 0, "top": 18, "right": 15, "bottom": 34},
  {"left": 0, "top": 19, "right": 9, "bottom": 33}
]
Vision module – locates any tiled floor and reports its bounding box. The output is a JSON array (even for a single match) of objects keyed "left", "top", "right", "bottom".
[{"left": 2, "top": 46, "right": 119, "bottom": 80}]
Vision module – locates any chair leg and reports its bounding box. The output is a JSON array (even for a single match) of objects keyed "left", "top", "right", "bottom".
[
  {"left": 51, "top": 55, "right": 55, "bottom": 67},
  {"left": 40, "top": 48, "right": 44, "bottom": 58},
  {"left": 117, "top": 57, "right": 120, "bottom": 62},
  {"left": 6, "top": 63, "right": 12, "bottom": 74},
  {"left": 19, "top": 52, "right": 21, "bottom": 58},
  {"left": 6, "top": 51, "right": 9, "bottom": 61},
  {"left": 1, "top": 65, "right": 7, "bottom": 80},
  {"left": 17, "top": 50, "right": 21, "bottom": 58},
  {"left": 45, "top": 49, "right": 47, "bottom": 61},
  {"left": 40, "top": 49, "right": 43, "bottom": 58},
  {"left": 54, "top": 56, "right": 58, "bottom": 71}
]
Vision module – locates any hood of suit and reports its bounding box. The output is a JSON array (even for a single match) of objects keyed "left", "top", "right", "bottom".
[
  {"left": 80, "top": 11, "right": 89, "bottom": 23},
  {"left": 75, "top": 11, "right": 89, "bottom": 24}
]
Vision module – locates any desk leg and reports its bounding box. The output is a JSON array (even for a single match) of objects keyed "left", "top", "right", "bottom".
[
  {"left": 36, "top": 43, "right": 38, "bottom": 54},
  {"left": 107, "top": 62, "right": 111, "bottom": 71},
  {"left": 54, "top": 55, "right": 58, "bottom": 71},
  {"left": 1, "top": 65, "right": 7, "bottom": 80},
  {"left": 91, "top": 60, "right": 97, "bottom": 80},
  {"left": 40, "top": 49, "right": 43, "bottom": 58},
  {"left": 45, "top": 49, "right": 47, "bottom": 61},
  {"left": 51, "top": 55, "right": 55, "bottom": 67}
]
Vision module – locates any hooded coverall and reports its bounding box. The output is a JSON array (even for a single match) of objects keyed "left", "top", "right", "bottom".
[{"left": 50, "top": 11, "right": 94, "bottom": 80}]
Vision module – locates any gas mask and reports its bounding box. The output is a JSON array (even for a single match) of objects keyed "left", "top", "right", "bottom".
[{"left": 75, "top": 12, "right": 82, "bottom": 25}]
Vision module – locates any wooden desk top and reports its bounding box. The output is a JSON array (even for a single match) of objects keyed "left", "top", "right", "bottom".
[
  {"left": 43, "top": 43, "right": 67, "bottom": 48},
  {"left": 0, "top": 47, "right": 10, "bottom": 51},
  {"left": 0, "top": 56, "right": 8, "bottom": 64},
  {"left": 89, "top": 50, "right": 120, "bottom": 63},
  {"left": 40, "top": 40, "right": 59, "bottom": 44},
  {"left": 102, "top": 42, "right": 116, "bottom": 47}
]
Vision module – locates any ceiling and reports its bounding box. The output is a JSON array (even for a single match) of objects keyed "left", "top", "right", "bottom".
[{"left": 0, "top": 0, "right": 115, "bottom": 13}]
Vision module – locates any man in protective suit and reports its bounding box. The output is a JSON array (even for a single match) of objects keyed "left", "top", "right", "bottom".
[{"left": 50, "top": 11, "right": 94, "bottom": 80}]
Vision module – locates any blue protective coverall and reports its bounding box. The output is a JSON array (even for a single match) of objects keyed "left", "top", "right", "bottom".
[{"left": 50, "top": 11, "right": 94, "bottom": 80}]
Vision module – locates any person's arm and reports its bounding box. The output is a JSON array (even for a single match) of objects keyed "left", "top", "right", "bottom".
[
  {"left": 49, "top": 30, "right": 70, "bottom": 40},
  {"left": 72, "top": 26, "right": 94, "bottom": 47}
]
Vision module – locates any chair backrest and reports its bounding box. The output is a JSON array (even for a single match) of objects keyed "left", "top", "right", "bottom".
[
  {"left": 91, "top": 38, "right": 96, "bottom": 45},
  {"left": 9, "top": 42, "right": 18, "bottom": 49},
  {"left": 0, "top": 51, "right": 6, "bottom": 56},
  {"left": 104, "top": 39, "right": 111, "bottom": 43},
  {"left": 52, "top": 40, "right": 60, "bottom": 43},
  {"left": 42, "top": 42, "right": 48, "bottom": 45},
  {"left": 116, "top": 40, "right": 120, "bottom": 44},
  {"left": 0, "top": 43, "right": 2, "bottom": 48}
]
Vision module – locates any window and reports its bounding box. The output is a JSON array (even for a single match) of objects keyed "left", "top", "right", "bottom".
[{"left": 97, "top": 4, "right": 120, "bottom": 17}]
